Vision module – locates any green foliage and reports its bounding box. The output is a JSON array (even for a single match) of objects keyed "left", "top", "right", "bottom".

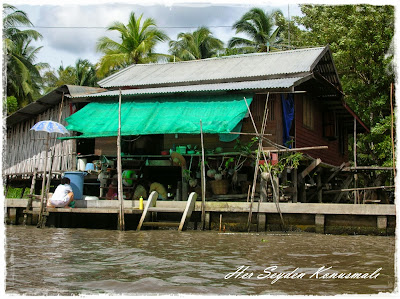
[
  {"left": 228, "top": 7, "right": 282, "bottom": 53},
  {"left": 5, "top": 96, "right": 18, "bottom": 115},
  {"left": 293, "top": 4, "right": 394, "bottom": 169},
  {"left": 3, "top": 3, "right": 44, "bottom": 109},
  {"left": 96, "top": 12, "right": 170, "bottom": 78},
  {"left": 259, "top": 152, "right": 303, "bottom": 175},
  {"left": 169, "top": 26, "right": 224, "bottom": 61},
  {"left": 41, "top": 59, "right": 98, "bottom": 93},
  {"left": 234, "top": 137, "right": 258, "bottom": 156}
]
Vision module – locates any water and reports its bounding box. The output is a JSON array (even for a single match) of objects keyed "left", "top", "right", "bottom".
[{"left": 5, "top": 226, "right": 396, "bottom": 295}]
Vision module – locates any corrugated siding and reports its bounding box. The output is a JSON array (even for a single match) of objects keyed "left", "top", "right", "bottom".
[{"left": 98, "top": 47, "right": 326, "bottom": 88}]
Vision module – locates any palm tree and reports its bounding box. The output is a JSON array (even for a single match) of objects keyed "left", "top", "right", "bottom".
[
  {"left": 169, "top": 26, "right": 224, "bottom": 61},
  {"left": 228, "top": 8, "right": 282, "bottom": 53},
  {"left": 41, "top": 59, "right": 98, "bottom": 94},
  {"left": 96, "top": 12, "right": 169, "bottom": 78},
  {"left": 74, "top": 59, "right": 97, "bottom": 86},
  {"left": 3, "top": 3, "right": 44, "bottom": 108}
]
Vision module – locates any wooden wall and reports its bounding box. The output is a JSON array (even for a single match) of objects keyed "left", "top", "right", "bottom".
[
  {"left": 4, "top": 100, "right": 76, "bottom": 177},
  {"left": 295, "top": 94, "right": 349, "bottom": 166}
]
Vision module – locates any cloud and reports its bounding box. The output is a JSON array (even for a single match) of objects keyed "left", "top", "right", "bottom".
[
  {"left": 32, "top": 3, "right": 256, "bottom": 55},
  {"left": 18, "top": 2, "right": 302, "bottom": 68}
]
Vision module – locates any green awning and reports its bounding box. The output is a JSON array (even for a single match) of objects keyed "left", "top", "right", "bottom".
[{"left": 63, "top": 94, "right": 252, "bottom": 138}]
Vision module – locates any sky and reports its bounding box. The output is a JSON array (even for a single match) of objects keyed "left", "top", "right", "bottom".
[
  {"left": 6, "top": 0, "right": 306, "bottom": 71},
  {"left": 5, "top": 0, "right": 398, "bottom": 71}
]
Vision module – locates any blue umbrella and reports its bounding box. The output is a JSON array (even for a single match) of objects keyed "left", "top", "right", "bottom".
[
  {"left": 31, "top": 120, "right": 69, "bottom": 226},
  {"left": 30, "top": 120, "right": 69, "bottom": 134}
]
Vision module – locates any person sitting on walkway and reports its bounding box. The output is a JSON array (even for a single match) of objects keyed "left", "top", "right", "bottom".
[{"left": 48, "top": 177, "right": 74, "bottom": 208}]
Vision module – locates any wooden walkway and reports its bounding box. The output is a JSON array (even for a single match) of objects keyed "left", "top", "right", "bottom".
[{"left": 6, "top": 198, "right": 395, "bottom": 216}]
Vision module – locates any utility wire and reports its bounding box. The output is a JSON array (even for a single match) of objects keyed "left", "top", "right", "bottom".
[{"left": 15, "top": 25, "right": 233, "bottom": 29}]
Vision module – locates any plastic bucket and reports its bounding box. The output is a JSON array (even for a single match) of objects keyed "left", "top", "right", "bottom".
[
  {"left": 85, "top": 163, "right": 94, "bottom": 171},
  {"left": 63, "top": 171, "right": 87, "bottom": 200}
]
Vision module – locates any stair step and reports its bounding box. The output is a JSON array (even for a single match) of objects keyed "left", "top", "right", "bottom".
[
  {"left": 142, "top": 221, "right": 180, "bottom": 227},
  {"left": 27, "top": 194, "right": 41, "bottom": 200},
  {"left": 147, "top": 207, "right": 184, "bottom": 213}
]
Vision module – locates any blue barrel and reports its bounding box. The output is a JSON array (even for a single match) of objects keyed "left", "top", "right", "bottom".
[{"left": 63, "top": 171, "right": 87, "bottom": 200}]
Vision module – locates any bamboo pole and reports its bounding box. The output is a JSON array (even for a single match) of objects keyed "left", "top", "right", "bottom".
[
  {"left": 390, "top": 83, "right": 396, "bottom": 177},
  {"left": 324, "top": 185, "right": 395, "bottom": 194},
  {"left": 37, "top": 133, "right": 49, "bottom": 228},
  {"left": 45, "top": 92, "right": 65, "bottom": 199},
  {"left": 117, "top": 89, "right": 125, "bottom": 230},
  {"left": 200, "top": 120, "right": 206, "bottom": 230},
  {"left": 263, "top": 145, "right": 328, "bottom": 153}
]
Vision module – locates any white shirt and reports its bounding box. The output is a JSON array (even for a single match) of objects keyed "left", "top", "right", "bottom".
[{"left": 51, "top": 184, "right": 73, "bottom": 202}]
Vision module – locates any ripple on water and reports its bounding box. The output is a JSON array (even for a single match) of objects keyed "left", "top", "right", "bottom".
[{"left": 5, "top": 226, "right": 395, "bottom": 295}]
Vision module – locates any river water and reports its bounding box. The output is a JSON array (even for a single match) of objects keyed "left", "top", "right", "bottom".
[{"left": 5, "top": 225, "right": 396, "bottom": 295}]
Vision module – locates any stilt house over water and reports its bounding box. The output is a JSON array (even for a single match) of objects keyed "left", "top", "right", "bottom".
[{"left": 5, "top": 46, "right": 369, "bottom": 203}]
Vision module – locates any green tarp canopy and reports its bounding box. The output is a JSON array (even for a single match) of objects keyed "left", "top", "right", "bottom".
[{"left": 62, "top": 94, "right": 252, "bottom": 138}]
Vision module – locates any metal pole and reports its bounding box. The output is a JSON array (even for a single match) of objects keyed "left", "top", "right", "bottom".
[{"left": 117, "top": 89, "right": 125, "bottom": 230}]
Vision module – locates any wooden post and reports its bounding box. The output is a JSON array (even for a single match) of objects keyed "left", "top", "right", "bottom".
[
  {"left": 260, "top": 177, "right": 268, "bottom": 202},
  {"left": 37, "top": 134, "right": 49, "bottom": 228},
  {"left": 353, "top": 117, "right": 358, "bottom": 204},
  {"left": 200, "top": 120, "right": 206, "bottom": 230},
  {"left": 317, "top": 171, "right": 322, "bottom": 203},
  {"left": 292, "top": 168, "right": 298, "bottom": 203},
  {"left": 272, "top": 175, "right": 279, "bottom": 202},
  {"left": 117, "top": 89, "right": 125, "bottom": 230},
  {"left": 24, "top": 168, "right": 38, "bottom": 225}
]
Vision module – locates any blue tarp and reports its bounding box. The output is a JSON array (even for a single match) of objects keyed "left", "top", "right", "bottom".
[{"left": 281, "top": 94, "right": 294, "bottom": 148}]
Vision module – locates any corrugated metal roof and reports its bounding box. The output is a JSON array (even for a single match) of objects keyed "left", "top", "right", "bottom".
[
  {"left": 98, "top": 47, "right": 327, "bottom": 88},
  {"left": 6, "top": 85, "right": 107, "bottom": 127},
  {"left": 72, "top": 77, "right": 309, "bottom": 99}
]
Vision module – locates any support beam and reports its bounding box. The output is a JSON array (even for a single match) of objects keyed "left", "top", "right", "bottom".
[
  {"left": 292, "top": 168, "right": 298, "bottom": 203},
  {"left": 300, "top": 158, "right": 321, "bottom": 180},
  {"left": 334, "top": 175, "right": 353, "bottom": 203},
  {"left": 316, "top": 172, "right": 322, "bottom": 203}
]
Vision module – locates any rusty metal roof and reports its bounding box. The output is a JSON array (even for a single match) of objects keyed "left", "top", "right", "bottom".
[
  {"left": 98, "top": 47, "right": 328, "bottom": 88},
  {"left": 72, "top": 76, "right": 310, "bottom": 99},
  {"left": 6, "top": 85, "right": 107, "bottom": 127}
]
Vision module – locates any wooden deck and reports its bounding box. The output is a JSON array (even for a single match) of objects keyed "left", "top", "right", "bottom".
[{"left": 6, "top": 198, "right": 396, "bottom": 216}]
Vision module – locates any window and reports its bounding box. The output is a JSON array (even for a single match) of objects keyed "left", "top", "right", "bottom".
[
  {"left": 302, "top": 96, "right": 314, "bottom": 129},
  {"left": 323, "top": 111, "right": 337, "bottom": 140}
]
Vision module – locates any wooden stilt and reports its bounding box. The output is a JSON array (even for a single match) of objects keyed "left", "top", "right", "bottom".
[
  {"left": 317, "top": 171, "right": 322, "bottom": 203},
  {"left": 200, "top": 120, "right": 206, "bottom": 230},
  {"left": 117, "top": 89, "right": 125, "bottom": 230},
  {"left": 334, "top": 175, "right": 354, "bottom": 203},
  {"left": 37, "top": 134, "right": 49, "bottom": 228},
  {"left": 292, "top": 168, "right": 298, "bottom": 203},
  {"left": 23, "top": 168, "right": 37, "bottom": 225},
  {"left": 309, "top": 162, "right": 348, "bottom": 201}
]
